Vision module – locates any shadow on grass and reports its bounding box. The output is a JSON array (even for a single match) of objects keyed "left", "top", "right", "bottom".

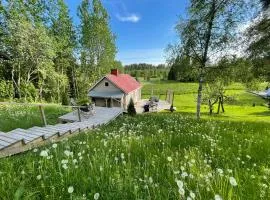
[{"left": 248, "top": 111, "right": 270, "bottom": 116}]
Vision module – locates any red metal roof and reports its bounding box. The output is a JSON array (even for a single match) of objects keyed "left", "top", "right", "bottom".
[{"left": 106, "top": 74, "right": 141, "bottom": 94}]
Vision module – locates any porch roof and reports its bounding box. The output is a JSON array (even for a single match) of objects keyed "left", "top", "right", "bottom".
[{"left": 88, "top": 91, "right": 124, "bottom": 99}]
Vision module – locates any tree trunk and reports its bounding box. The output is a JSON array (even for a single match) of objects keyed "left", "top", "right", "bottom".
[
  {"left": 196, "top": 73, "right": 203, "bottom": 119},
  {"left": 221, "top": 95, "right": 225, "bottom": 112},
  {"left": 197, "top": 0, "right": 217, "bottom": 119},
  {"left": 208, "top": 99, "right": 213, "bottom": 115},
  {"left": 217, "top": 96, "right": 221, "bottom": 114}
]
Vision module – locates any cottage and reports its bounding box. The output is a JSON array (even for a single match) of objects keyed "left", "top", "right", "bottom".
[{"left": 88, "top": 69, "right": 141, "bottom": 110}]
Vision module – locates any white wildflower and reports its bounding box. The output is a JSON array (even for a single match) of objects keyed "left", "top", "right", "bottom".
[
  {"left": 214, "top": 194, "right": 223, "bottom": 200},
  {"left": 167, "top": 157, "right": 173, "bottom": 162},
  {"left": 68, "top": 186, "right": 74, "bottom": 193},
  {"left": 181, "top": 172, "right": 188, "bottom": 178},
  {"left": 36, "top": 175, "right": 42, "bottom": 180},
  {"left": 176, "top": 180, "right": 184, "bottom": 188},
  {"left": 229, "top": 177, "right": 237, "bottom": 186},
  {"left": 190, "top": 191, "right": 195, "bottom": 199},
  {"left": 52, "top": 143, "right": 57, "bottom": 148},
  {"left": 178, "top": 187, "right": 185, "bottom": 196},
  {"left": 217, "top": 168, "right": 223, "bottom": 174},
  {"left": 61, "top": 159, "right": 68, "bottom": 164},
  {"left": 40, "top": 150, "right": 48, "bottom": 157},
  {"left": 62, "top": 164, "right": 68, "bottom": 170},
  {"left": 94, "top": 193, "right": 100, "bottom": 200}
]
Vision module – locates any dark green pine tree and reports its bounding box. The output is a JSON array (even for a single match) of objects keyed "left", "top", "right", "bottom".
[{"left": 127, "top": 98, "right": 137, "bottom": 116}]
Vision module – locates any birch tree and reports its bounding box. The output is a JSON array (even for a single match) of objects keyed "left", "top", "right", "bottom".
[{"left": 176, "top": 0, "right": 253, "bottom": 119}]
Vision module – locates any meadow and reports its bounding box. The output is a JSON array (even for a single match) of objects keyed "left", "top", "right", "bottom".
[
  {"left": 0, "top": 104, "right": 71, "bottom": 132},
  {"left": 0, "top": 113, "right": 270, "bottom": 199},
  {"left": 0, "top": 81, "right": 270, "bottom": 199}
]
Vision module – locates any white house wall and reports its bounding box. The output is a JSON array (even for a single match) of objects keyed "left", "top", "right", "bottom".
[{"left": 92, "top": 78, "right": 123, "bottom": 93}]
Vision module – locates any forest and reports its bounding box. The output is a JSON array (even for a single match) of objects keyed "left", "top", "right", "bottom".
[{"left": 0, "top": 0, "right": 121, "bottom": 103}]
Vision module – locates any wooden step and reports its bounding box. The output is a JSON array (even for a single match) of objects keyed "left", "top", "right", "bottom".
[
  {"left": 0, "top": 132, "right": 26, "bottom": 144},
  {"left": 28, "top": 127, "right": 60, "bottom": 138},
  {"left": 13, "top": 128, "right": 46, "bottom": 140},
  {"left": 8, "top": 129, "right": 44, "bottom": 143},
  {"left": 56, "top": 123, "right": 88, "bottom": 131},
  {"left": 43, "top": 126, "right": 72, "bottom": 135}
]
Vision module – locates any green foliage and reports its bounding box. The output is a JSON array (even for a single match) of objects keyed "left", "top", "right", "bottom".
[
  {"left": 127, "top": 98, "right": 136, "bottom": 116},
  {"left": 78, "top": 0, "right": 116, "bottom": 78},
  {"left": 125, "top": 63, "right": 169, "bottom": 81},
  {"left": 77, "top": 98, "right": 90, "bottom": 106},
  {"left": 168, "top": 55, "right": 198, "bottom": 81},
  {"left": 0, "top": 80, "right": 14, "bottom": 99},
  {"left": 0, "top": 113, "right": 270, "bottom": 199}
]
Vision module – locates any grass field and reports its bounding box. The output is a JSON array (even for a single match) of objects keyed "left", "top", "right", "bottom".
[
  {"left": 142, "top": 81, "right": 270, "bottom": 123},
  {"left": 0, "top": 104, "right": 71, "bottom": 132},
  {"left": 0, "top": 113, "right": 270, "bottom": 199},
  {"left": 0, "top": 81, "right": 270, "bottom": 199}
]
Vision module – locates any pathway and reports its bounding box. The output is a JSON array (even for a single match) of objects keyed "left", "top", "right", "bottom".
[{"left": 0, "top": 107, "right": 123, "bottom": 158}]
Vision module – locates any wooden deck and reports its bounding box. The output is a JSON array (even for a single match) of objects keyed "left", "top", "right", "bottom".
[
  {"left": 0, "top": 107, "right": 123, "bottom": 158},
  {"left": 58, "top": 107, "right": 123, "bottom": 123},
  {"left": 135, "top": 99, "right": 171, "bottom": 114}
]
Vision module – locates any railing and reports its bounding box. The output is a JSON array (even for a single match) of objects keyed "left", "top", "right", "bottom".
[{"left": 0, "top": 102, "right": 93, "bottom": 125}]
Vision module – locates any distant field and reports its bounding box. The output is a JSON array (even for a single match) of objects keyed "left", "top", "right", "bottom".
[
  {"left": 1, "top": 113, "right": 270, "bottom": 199},
  {"left": 0, "top": 104, "right": 71, "bottom": 132},
  {"left": 141, "top": 81, "right": 270, "bottom": 122}
]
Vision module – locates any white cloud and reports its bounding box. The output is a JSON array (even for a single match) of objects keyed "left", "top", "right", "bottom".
[{"left": 116, "top": 14, "right": 141, "bottom": 23}]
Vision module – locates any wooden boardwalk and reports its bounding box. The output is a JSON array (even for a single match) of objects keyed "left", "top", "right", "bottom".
[{"left": 0, "top": 107, "right": 123, "bottom": 158}]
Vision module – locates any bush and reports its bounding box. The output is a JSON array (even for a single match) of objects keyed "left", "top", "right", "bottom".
[
  {"left": 127, "top": 98, "right": 136, "bottom": 116},
  {"left": 61, "top": 92, "right": 69, "bottom": 105},
  {"left": 0, "top": 80, "right": 14, "bottom": 99}
]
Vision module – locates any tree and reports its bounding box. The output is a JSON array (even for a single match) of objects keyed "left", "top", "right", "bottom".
[
  {"left": 204, "top": 57, "right": 235, "bottom": 114},
  {"left": 246, "top": 1, "right": 270, "bottom": 84},
  {"left": 51, "top": 0, "right": 77, "bottom": 101},
  {"left": 78, "top": 0, "right": 116, "bottom": 80},
  {"left": 175, "top": 0, "right": 252, "bottom": 119},
  {"left": 127, "top": 98, "right": 136, "bottom": 116}
]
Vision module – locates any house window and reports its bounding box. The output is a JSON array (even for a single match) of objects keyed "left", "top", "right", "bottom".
[{"left": 105, "top": 82, "right": 109, "bottom": 87}]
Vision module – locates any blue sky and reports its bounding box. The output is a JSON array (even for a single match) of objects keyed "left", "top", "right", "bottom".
[{"left": 65, "top": 0, "right": 188, "bottom": 65}]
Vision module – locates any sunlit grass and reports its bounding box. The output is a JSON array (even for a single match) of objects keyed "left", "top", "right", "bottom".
[
  {"left": 0, "top": 113, "right": 269, "bottom": 199},
  {"left": 0, "top": 104, "right": 71, "bottom": 132}
]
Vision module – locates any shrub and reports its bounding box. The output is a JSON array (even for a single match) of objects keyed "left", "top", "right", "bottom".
[{"left": 127, "top": 98, "right": 136, "bottom": 116}]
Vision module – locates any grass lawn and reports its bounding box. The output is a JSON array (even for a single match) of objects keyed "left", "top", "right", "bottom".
[
  {"left": 142, "top": 81, "right": 270, "bottom": 123},
  {"left": 0, "top": 113, "right": 269, "bottom": 199},
  {"left": 0, "top": 104, "right": 71, "bottom": 132}
]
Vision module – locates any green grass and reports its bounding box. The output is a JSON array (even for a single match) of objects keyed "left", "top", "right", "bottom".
[
  {"left": 0, "top": 113, "right": 270, "bottom": 199},
  {"left": 142, "top": 81, "right": 270, "bottom": 123},
  {"left": 0, "top": 104, "right": 71, "bottom": 132},
  {"left": 0, "top": 81, "right": 270, "bottom": 199}
]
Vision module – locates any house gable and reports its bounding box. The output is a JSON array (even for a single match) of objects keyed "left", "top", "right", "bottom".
[{"left": 91, "top": 77, "right": 124, "bottom": 94}]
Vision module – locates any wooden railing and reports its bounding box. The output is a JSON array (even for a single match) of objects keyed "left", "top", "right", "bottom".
[{"left": 0, "top": 102, "right": 93, "bottom": 125}]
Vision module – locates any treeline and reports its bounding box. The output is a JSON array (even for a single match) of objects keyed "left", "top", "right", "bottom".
[
  {"left": 124, "top": 63, "right": 169, "bottom": 81},
  {"left": 0, "top": 0, "right": 120, "bottom": 103}
]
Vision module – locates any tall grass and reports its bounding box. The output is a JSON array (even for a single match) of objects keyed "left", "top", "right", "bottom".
[
  {"left": 0, "top": 113, "right": 269, "bottom": 199},
  {"left": 0, "top": 104, "right": 71, "bottom": 132}
]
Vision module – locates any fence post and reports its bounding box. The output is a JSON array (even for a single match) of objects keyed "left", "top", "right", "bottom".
[
  {"left": 77, "top": 107, "right": 81, "bottom": 122},
  {"left": 39, "top": 105, "right": 47, "bottom": 127}
]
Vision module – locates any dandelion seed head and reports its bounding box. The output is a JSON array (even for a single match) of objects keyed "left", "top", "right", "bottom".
[
  {"left": 229, "top": 177, "right": 237, "bottom": 186},
  {"left": 94, "top": 193, "right": 100, "bottom": 200},
  {"left": 68, "top": 186, "right": 74, "bottom": 194},
  {"left": 40, "top": 150, "right": 48, "bottom": 157}
]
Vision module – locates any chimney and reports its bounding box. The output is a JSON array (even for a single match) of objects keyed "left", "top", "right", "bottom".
[{"left": 111, "top": 69, "right": 119, "bottom": 76}]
